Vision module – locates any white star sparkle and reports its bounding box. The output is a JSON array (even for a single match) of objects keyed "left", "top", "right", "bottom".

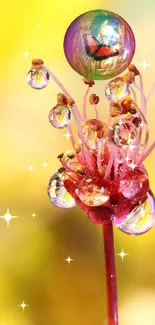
[
  {"left": 117, "top": 249, "right": 129, "bottom": 261},
  {"left": 125, "top": 156, "right": 130, "bottom": 163},
  {"left": 0, "top": 209, "right": 18, "bottom": 228},
  {"left": 28, "top": 165, "right": 35, "bottom": 172},
  {"left": 32, "top": 213, "right": 36, "bottom": 218},
  {"left": 23, "top": 52, "right": 30, "bottom": 58},
  {"left": 139, "top": 60, "right": 150, "bottom": 70},
  {"left": 128, "top": 144, "right": 137, "bottom": 151},
  {"left": 65, "top": 256, "right": 73, "bottom": 264},
  {"left": 42, "top": 161, "right": 49, "bottom": 168},
  {"left": 118, "top": 119, "right": 123, "bottom": 125},
  {"left": 36, "top": 25, "right": 40, "bottom": 28},
  {"left": 64, "top": 132, "right": 71, "bottom": 139},
  {"left": 128, "top": 161, "right": 137, "bottom": 171},
  {"left": 18, "top": 301, "right": 29, "bottom": 311}
]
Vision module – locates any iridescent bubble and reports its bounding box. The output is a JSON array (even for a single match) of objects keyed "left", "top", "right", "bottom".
[
  {"left": 113, "top": 191, "right": 155, "bottom": 235},
  {"left": 81, "top": 119, "right": 107, "bottom": 150},
  {"left": 49, "top": 106, "right": 71, "bottom": 129},
  {"left": 110, "top": 121, "right": 137, "bottom": 147},
  {"left": 64, "top": 10, "right": 135, "bottom": 80},
  {"left": 77, "top": 174, "right": 110, "bottom": 207},
  {"left": 105, "top": 77, "right": 130, "bottom": 102},
  {"left": 27, "top": 67, "right": 49, "bottom": 89},
  {"left": 47, "top": 170, "right": 76, "bottom": 209}
]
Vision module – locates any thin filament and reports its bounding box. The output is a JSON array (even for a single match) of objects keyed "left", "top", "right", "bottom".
[{"left": 83, "top": 86, "right": 90, "bottom": 120}]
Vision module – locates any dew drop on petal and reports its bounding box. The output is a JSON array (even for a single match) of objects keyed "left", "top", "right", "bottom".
[
  {"left": 114, "top": 191, "right": 155, "bottom": 235},
  {"left": 110, "top": 121, "right": 137, "bottom": 147},
  {"left": 77, "top": 175, "right": 110, "bottom": 207},
  {"left": 105, "top": 77, "right": 130, "bottom": 102},
  {"left": 120, "top": 167, "right": 149, "bottom": 201},
  {"left": 27, "top": 67, "right": 49, "bottom": 89},
  {"left": 47, "top": 170, "right": 76, "bottom": 209},
  {"left": 49, "top": 105, "right": 71, "bottom": 128}
]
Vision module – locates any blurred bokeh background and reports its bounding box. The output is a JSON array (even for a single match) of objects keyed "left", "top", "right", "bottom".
[{"left": 0, "top": 0, "right": 155, "bottom": 324}]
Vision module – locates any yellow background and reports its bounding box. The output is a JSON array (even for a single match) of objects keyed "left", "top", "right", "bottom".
[{"left": 0, "top": 0, "right": 155, "bottom": 324}]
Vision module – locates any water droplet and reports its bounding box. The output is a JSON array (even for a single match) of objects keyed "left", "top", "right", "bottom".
[
  {"left": 49, "top": 106, "right": 71, "bottom": 128},
  {"left": 105, "top": 77, "right": 130, "bottom": 102},
  {"left": 110, "top": 121, "right": 137, "bottom": 147},
  {"left": 47, "top": 170, "right": 76, "bottom": 209},
  {"left": 27, "top": 67, "right": 49, "bottom": 89},
  {"left": 77, "top": 175, "right": 110, "bottom": 207},
  {"left": 114, "top": 191, "right": 155, "bottom": 235},
  {"left": 120, "top": 167, "right": 149, "bottom": 200},
  {"left": 81, "top": 119, "right": 107, "bottom": 150}
]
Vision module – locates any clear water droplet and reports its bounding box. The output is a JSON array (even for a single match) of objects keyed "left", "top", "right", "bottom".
[
  {"left": 47, "top": 170, "right": 76, "bottom": 209},
  {"left": 105, "top": 77, "right": 130, "bottom": 102},
  {"left": 110, "top": 121, "right": 137, "bottom": 147},
  {"left": 120, "top": 167, "right": 149, "bottom": 200},
  {"left": 27, "top": 67, "right": 49, "bottom": 89},
  {"left": 81, "top": 119, "right": 107, "bottom": 150},
  {"left": 114, "top": 191, "right": 155, "bottom": 235},
  {"left": 49, "top": 105, "right": 71, "bottom": 128},
  {"left": 77, "top": 175, "right": 110, "bottom": 207}
]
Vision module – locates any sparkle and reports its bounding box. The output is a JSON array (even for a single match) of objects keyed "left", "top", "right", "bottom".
[
  {"left": 32, "top": 213, "right": 36, "bottom": 218},
  {"left": 0, "top": 209, "right": 17, "bottom": 227},
  {"left": 23, "top": 52, "right": 30, "bottom": 58},
  {"left": 117, "top": 249, "right": 129, "bottom": 261},
  {"left": 64, "top": 132, "right": 71, "bottom": 139},
  {"left": 128, "top": 144, "right": 137, "bottom": 151},
  {"left": 125, "top": 156, "right": 130, "bottom": 163},
  {"left": 118, "top": 119, "right": 123, "bottom": 125},
  {"left": 139, "top": 60, "right": 150, "bottom": 70},
  {"left": 65, "top": 255, "right": 73, "bottom": 264},
  {"left": 42, "top": 161, "right": 49, "bottom": 168},
  {"left": 36, "top": 25, "right": 40, "bottom": 28},
  {"left": 28, "top": 165, "right": 35, "bottom": 172},
  {"left": 128, "top": 161, "right": 137, "bottom": 171},
  {"left": 18, "top": 301, "right": 29, "bottom": 311}
]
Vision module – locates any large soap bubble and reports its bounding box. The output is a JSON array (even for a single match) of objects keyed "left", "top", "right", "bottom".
[{"left": 64, "top": 10, "right": 135, "bottom": 80}]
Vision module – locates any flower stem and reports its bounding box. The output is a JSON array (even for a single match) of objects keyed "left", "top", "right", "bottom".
[{"left": 102, "top": 221, "right": 118, "bottom": 325}]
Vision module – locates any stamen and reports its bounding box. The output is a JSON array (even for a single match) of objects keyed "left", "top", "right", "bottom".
[
  {"left": 83, "top": 85, "right": 90, "bottom": 120},
  {"left": 94, "top": 103, "right": 100, "bottom": 119}
]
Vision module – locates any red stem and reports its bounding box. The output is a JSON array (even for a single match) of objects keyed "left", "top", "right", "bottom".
[{"left": 102, "top": 221, "right": 118, "bottom": 325}]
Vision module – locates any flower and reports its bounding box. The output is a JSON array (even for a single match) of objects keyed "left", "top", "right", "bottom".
[{"left": 27, "top": 59, "right": 155, "bottom": 234}]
